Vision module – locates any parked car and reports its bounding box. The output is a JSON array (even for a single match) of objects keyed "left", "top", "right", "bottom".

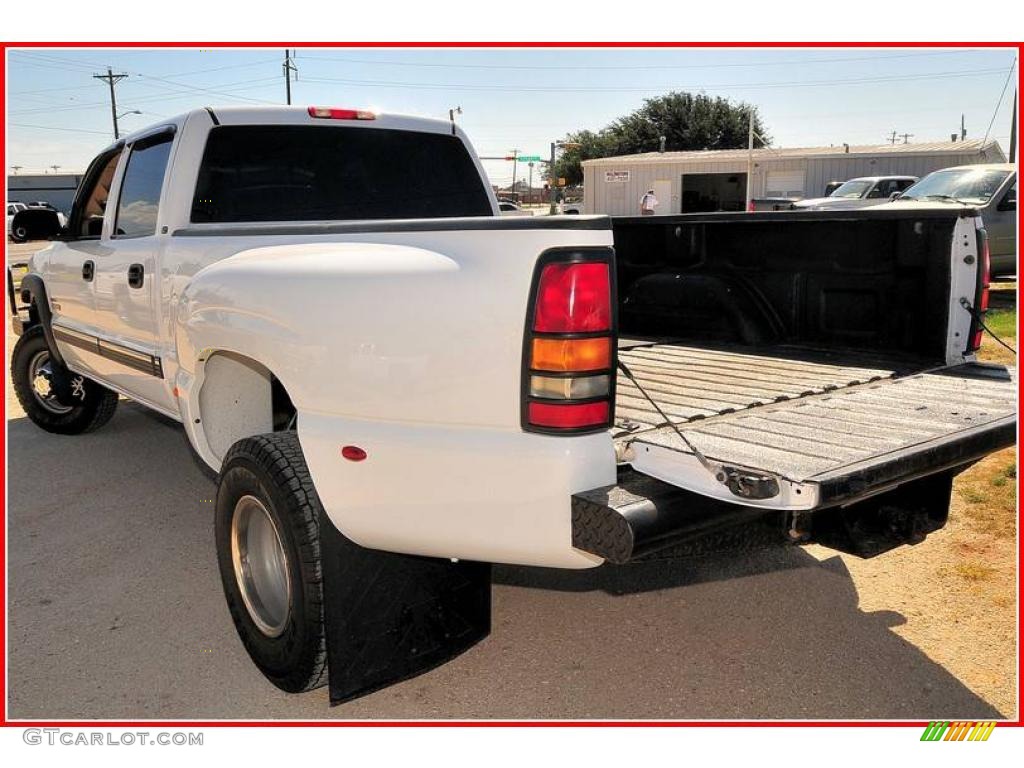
[
  {"left": 498, "top": 200, "right": 532, "bottom": 216},
  {"left": 9, "top": 107, "right": 1015, "bottom": 705},
  {"left": 7, "top": 202, "right": 28, "bottom": 238},
  {"left": 8, "top": 206, "right": 64, "bottom": 243},
  {"left": 791, "top": 175, "right": 918, "bottom": 210},
  {"left": 823, "top": 180, "right": 844, "bottom": 197},
  {"left": 879, "top": 164, "right": 1017, "bottom": 277}
]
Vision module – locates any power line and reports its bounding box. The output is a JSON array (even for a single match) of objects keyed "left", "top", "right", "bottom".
[
  {"left": 8, "top": 75, "right": 281, "bottom": 116},
  {"left": 300, "top": 66, "right": 1009, "bottom": 95},
  {"left": 9, "top": 122, "right": 112, "bottom": 135},
  {"left": 300, "top": 48, "right": 994, "bottom": 72},
  {"left": 981, "top": 58, "right": 1017, "bottom": 145}
]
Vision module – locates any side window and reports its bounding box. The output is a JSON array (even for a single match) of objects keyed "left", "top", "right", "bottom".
[
  {"left": 999, "top": 182, "right": 1016, "bottom": 211},
  {"left": 114, "top": 134, "right": 173, "bottom": 238},
  {"left": 896, "top": 179, "right": 915, "bottom": 191},
  {"left": 72, "top": 149, "right": 123, "bottom": 238},
  {"left": 867, "top": 181, "right": 890, "bottom": 199}
]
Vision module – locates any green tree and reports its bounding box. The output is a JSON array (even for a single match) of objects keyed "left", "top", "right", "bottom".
[{"left": 554, "top": 92, "right": 770, "bottom": 185}]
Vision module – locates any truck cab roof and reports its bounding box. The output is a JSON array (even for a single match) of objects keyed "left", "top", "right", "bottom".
[{"left": 114, "top": 105, "right": 460, "bottom": 150}]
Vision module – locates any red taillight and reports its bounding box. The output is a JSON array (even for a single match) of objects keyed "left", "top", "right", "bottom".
[
  {"left": 524, "top": 254, "right": 615, "bottom": 434},
  {"left": 979, "top": 235, "right": 991, "bottom": 311},
  {"left": 969, "top": 229, "right": 992, "bottom": 353},
  {"left": 528, "top": 401, "right": 610, "bottom": 429},
  {"left": 533, "top": 262, "right": 611, "bottom": 333},
  {"left": 308, "top": 106, "right": 376, "bottom": 120}
]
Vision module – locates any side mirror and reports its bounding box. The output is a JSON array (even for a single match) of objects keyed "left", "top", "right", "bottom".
[{"left": 889, "top": 191, "right": 902, "bottom": 201}]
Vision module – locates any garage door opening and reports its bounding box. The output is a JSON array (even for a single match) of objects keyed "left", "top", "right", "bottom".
[{"left": 680, "top": 173, "right": 747, "bottom": 212}]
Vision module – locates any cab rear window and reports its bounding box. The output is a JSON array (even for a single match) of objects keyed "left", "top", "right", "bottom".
[{"left": 190, "top": 125, "right": 492, "bottom": 223}]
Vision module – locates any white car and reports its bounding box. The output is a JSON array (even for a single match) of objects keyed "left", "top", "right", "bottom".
[
  {"left": 10, "top": 107, "right": 1014, "bottom": 705},
  {"left": 791, "top": 175, "right": 918, "bottom": 210}
]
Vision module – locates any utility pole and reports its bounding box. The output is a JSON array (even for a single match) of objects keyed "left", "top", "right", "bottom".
[
  {"left": 283, "top": 49, "right": 298, "bottom": 105},
  {"left": 93, "top": 67, "right": 129, "bottom": 139},
  {"left": 899, "top": 133, "right": 914, "bottom": 144},
  {"left": 961, "top": 114, "right": 967, "bottom": 141},
  {"left": 50, "top": 165, "right": 61, "bottom": 174},
  {"left": 528, "top": 162, "right": 534, "bottom": 201},
  {"left": 888, "top": 130, "right": 898, "bottom": 145},
  {"left": 509, "top": 149, "right": 519, "bottom": 201},
  {"left": 11, "top": 165, "right": 22, "bottom": 175},
  {"left": 1009, "top": 90, "right": 1018, "bottom": 163},
  {"left": 549, "top": 142, "right": 557, "bottom": 214},
  {"left": 745, "top": 110, "right": 754, "bottom": 212}
]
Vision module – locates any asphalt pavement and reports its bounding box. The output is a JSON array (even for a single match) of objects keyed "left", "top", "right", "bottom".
[{"left": 4, "top": 242, "right": 1007, "bottom": 720}]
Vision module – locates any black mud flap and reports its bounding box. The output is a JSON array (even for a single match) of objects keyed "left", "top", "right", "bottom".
[{"left": 319, "top": 512, "right": 491, "bottom": 705}]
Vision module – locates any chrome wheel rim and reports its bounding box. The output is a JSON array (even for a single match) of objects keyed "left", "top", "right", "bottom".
[
  {"left": 28, "top": 350, "right": 74, "bottom": 414},
  {"left": 231, "top": 495, "right": 292, "bottom": 638}
]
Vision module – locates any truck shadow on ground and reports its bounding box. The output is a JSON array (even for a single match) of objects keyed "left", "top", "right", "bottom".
[{"left": 5, "top": 402, "right": 1004, "bottom": 720}]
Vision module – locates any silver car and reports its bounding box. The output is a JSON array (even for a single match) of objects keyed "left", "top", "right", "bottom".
[
  {"left": 886, "top": 164, "right": 1017, "bottom": 277},
  {"left": 791, "top": 176, "right": 919, "bottom": 210}
]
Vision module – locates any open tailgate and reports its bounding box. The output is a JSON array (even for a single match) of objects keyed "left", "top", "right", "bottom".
[{"left": 619, "top": 360, "right": 1015, "bottom": 509}]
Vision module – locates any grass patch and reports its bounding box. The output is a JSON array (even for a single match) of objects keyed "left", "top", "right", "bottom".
[
  {"left": 953, "top": 447, "right": 1017, "bottom": 539},
  {"left": 982, "top": 308, "right": 1016, "bottom": 339},
  {"left": 960, "top": 488, "right": 987, "bottom": 504},
  {"left": 954, "top": 562, "right": 996, "bottom": 582}
]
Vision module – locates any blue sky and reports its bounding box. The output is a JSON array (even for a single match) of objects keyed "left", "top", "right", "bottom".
[{"left": 5, "top": 47, "right": 1018, "bottom": 183}]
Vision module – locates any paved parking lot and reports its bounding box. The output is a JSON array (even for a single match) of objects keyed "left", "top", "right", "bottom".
[{"left": 4, "top": 242, "right": 1015, "bottom": 719}]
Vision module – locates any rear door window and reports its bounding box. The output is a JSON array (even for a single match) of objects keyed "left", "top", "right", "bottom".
[
  {"left": 190, "top": 125, "right": 492, "bottom": 222},
  {"left": 72, "top": 149, "right": 123, "bottom": 238},
  {"left": 114, "top": 133, "right": 174, "bottom": 238}
]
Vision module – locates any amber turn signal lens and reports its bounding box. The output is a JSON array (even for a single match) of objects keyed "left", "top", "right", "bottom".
[{"left": 531, "top": 337, "right": 612, "bottom": 372}]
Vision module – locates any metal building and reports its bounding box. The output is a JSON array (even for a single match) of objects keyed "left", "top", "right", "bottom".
[
  {"left": 7, "top": 172, "right": 84, "bottom": 214},
  {"left": 581, "top": 139, "right": 1006, "bottom": 216}
]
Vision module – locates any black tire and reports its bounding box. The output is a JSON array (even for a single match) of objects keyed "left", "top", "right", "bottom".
[
  {"left": 215, "top": 432, "right": 328, "bottom": 693},
  {"left": 11, "top": 325, "right": 119, "bottom": 434},
  {"left": 11, "top": 225, "right": 29, "bottom": 243}
]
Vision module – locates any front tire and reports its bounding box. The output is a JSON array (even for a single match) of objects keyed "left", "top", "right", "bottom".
[
  {"left": 11, "top": 325, "right": 119, "bottom": 434},
  {"left": 215, "top": 432, "right": 328, "bottom": 693},
  {"left": 11, "top": 224, "right": 29, "bottom": 243}
]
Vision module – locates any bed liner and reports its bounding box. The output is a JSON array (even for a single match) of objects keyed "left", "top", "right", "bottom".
[{"left": 614, "top": 340, "right": 1016, "bottom": 508}]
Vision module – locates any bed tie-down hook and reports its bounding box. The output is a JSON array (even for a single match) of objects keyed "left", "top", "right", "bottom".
[{"left": 616, "top": 358, "right": 781, "bottom": 501}]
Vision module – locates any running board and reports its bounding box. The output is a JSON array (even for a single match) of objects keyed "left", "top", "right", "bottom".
[{"left": 319, "top": 512, "right": 491, "bottom": 705}]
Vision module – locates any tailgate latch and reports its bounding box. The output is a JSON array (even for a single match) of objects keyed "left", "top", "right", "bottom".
[{"left": 717, "top": 466, "right": 780, "bottom": 500}]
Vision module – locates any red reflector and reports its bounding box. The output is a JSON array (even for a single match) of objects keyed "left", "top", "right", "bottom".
[
  {"left": 308, "top": 106, "right": 376, "bottom": 120},
  {"left": 980, "top": 287, "right": 990, "bottom": 312},
  {"left": 533, "top": 262, "right": 611, "bottom": 333},
  {"left": 971, "top": 329, "right": 984, "bottom": 350},
  {"left": 528, "top": 401, "right": 609, "bottom": 429},
  {"left": 341, "top": 445, "right": 368, "bottom": 462}
]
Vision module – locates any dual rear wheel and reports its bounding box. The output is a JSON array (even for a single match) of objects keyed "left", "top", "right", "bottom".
[{"left": 13, "top": 325, "right": 328, "bottom": 692}]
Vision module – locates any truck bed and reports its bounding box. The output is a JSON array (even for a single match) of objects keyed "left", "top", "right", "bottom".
[{"left": 614, "top": 341, "right": 1016, "bottom": 508}]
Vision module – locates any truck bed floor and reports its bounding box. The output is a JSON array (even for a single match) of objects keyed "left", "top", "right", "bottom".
[{"left": 614, "top": 341, "right": 1016, "bottom": 495}]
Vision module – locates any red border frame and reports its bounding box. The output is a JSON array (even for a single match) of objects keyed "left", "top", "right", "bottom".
[{"left": 1, "top": 40, "right": 1021, "bottom": 729}]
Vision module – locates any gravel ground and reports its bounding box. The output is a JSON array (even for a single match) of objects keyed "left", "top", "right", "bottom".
[{"left": 4, "top": 242, "right": 1017, "bottom": 720}]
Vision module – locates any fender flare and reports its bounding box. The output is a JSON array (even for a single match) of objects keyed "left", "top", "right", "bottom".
[{"left": 18, "top": 274, "right": 65, "bottom": 367}]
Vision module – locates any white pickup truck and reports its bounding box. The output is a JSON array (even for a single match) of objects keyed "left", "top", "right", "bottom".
[{"left": 9, "top": 106, "right": 1016, "bottom": 705}]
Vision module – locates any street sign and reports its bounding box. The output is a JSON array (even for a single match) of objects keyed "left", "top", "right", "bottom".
[{"left": 516, "top": 155, "right": 543, "bottom": 162}]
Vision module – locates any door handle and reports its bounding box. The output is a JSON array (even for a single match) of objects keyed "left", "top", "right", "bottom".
[
  {"left": 82, "top": 260, "right": 94, "bottom": 282},
  {"left": 127, "top": 263, "right": 145, "bottom": 289}
]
